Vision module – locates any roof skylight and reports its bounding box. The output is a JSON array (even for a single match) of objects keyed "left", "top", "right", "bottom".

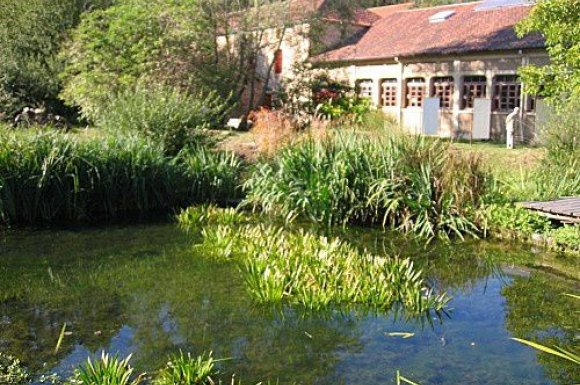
[{"left": 428, "top": 10, "right": 455, "bottom": 23}]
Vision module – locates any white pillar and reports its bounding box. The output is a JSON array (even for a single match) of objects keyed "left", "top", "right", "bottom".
[{"left": 452, "top": 60, "right": 462, "bottom": 136}]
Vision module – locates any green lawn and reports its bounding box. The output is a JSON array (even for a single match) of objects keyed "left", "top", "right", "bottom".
[{"left": 451, "top": 141, "right": 545, "bottom": 181}]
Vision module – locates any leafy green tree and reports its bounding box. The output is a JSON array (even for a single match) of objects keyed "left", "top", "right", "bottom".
[
  {"left": 0, "top": 0, "right": 111, "bottom": 116},
  {"left": 60, "top": 0, "right": 229, "bottom": 121},
  {"left": 516, "top": 0, "right": 580, "bottom": 106}
]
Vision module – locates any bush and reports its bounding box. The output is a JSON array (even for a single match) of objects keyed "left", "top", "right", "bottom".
[
  {"left": 244, "top": 132, "right": 488, "bottom": 240},
  {"left": 98, "top": 87, "right": 230, "bottom": 155},
  {"left": 0, "top": 0, "right": 111, "bottom": 117},
  {"left": 0, "top": 131, "right": 243, "bottom": 225}
]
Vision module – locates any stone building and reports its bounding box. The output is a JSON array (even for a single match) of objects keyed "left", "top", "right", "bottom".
[
  {"left": 311, "top": 0, "right": 547, "bottom": 142},
  {"left": 233, "top": 0, "right": 547, "bottom": 141}
]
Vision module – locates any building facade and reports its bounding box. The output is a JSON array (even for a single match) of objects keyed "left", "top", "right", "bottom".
[{"left": 310, "top": 0, "right": 547, "bottom": 142}]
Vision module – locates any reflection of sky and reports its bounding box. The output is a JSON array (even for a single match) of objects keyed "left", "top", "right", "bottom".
[
  {"left": 4, "top": 224, "right": 576, "bottom": 385},
  {"left": 332, "top": 275, "right": 549, "bottom": 385},
  {"left": 38, "top": 326, "right": 137, "bottom": 384},
  {"left": 34, "top": 274, "right": 554, "bottom": 385}
]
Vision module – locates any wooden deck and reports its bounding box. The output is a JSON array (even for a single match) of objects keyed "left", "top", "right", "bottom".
[{"left": 520, "top": 197, "right": 580, "bottom": 224}]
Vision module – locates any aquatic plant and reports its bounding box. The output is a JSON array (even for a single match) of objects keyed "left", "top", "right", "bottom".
[
  {"left": 0, "top": 131, "right": 243, "bottom": 225},
  {"left": 244, "top": 132, "right": 487, "bottom": 240},
  {"left": 0, "top": 353, "right": 29, "bottom": 384},
  {"left": 178, "top": 206, "right": 248, "bottom": 232},
  {"left": 72, "top": 353, "right": 143, "bottom": 385},
  {"left": 549, "top": 225, "right": 580, "bottom": 254},
  {"left": 197, "top": 221, "right": 449, "bottom": 314},
  {"left": 154, "top": 351, "right": 218, "bottom": 385},
  {"left": 484, "top": 204, "right": 552, "bottom": 236}
]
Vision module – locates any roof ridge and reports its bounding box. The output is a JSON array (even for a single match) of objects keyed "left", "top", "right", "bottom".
[{"left": 398, "top": 1, "right": 483, "bottom": 13}]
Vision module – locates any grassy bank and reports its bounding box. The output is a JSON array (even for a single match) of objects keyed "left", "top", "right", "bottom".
[{"left": 0, "top": 130, "right": 243, "bottom": 226}]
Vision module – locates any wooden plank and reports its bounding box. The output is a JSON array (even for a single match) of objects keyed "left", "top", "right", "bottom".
[{"left": 519, "top": 197, "right": 580, "bottom": 222}]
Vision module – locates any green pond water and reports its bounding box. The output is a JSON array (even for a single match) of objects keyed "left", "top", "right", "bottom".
[{"left": 0, "top": 222, "right": 579, "bottom": 384}]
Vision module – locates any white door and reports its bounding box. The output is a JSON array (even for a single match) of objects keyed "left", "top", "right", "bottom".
[
  {"left": 422, "top": 98, "right": 440, "bottom": 135},
  {"left": 472, "top": 98, "right": 491, "bottom": 139}
]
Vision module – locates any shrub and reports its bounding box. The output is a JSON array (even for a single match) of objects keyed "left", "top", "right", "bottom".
[
  {"left": 98, "top": 87, "right": 230, "bottom": 155},
  {"left": 195, "top": 221, "right": 449, "bottom": 314},
  {"left": 244, "top": 132, "right": 488, "bottom": 240},
  {"left": 316, "top": 94, "right": 371, "bottom": 123},
  {"left": 0, "top": 131, "right": 243, "bottom": 225},
  {"left": 72, "top": 353, "right": 143, "bottom": 385},
  {"left": 154, "top": 351, "right": 218, "bottom": 385}
]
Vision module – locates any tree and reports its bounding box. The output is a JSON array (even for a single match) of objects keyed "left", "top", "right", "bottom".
[
  {"left": 60, "top": 0, "right": 219, "bottom": 121},
  {"left": 0, "top": 0, "right": 111, "bottom": 116},
  {"left": 61, "top": 0, "right": 317, "bottom": 121},
  {"left": 516, "top": 0, "right": 580, "bottom": 107}
]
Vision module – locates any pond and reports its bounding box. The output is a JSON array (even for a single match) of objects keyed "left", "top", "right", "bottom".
[{"left": 0, "top": 223, "right": 579, "bottom": 385}]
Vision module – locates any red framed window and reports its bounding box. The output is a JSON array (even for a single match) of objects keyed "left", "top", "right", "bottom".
[
  {"left": 493, "top": 75, "right": 521, "bottom": 112},
  {"left": 432, "top": 76, "right": 454, "bottom": 109},
  {"left": 462, "top": 76, "right": 487, "bottom": 109},
  {"left": 381, "top": 79, "right": 398, "bottom": 107},
  {"left": 274, "top": 49, "right": 283, "bottom": 74},
  {"left": 405, "top": 78, "right": 426, "bottom": 107}
]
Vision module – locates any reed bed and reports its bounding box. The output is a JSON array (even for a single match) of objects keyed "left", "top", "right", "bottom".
[
  {"left": 244, "top": 132, "right": 488, "bottom": 240},
  {"left": 180, "top": 206, "right": 449, "bottom": 314},
  {"left": 0, "top": 131, "right": 243, "bottom": 225}
]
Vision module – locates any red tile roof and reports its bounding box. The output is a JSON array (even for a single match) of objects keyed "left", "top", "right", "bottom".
[
  {"left": 368, "top": 3, "right": 414, "bottom": 18},
  {"left": 313, "top": 1, "right": 544, "bottom": 63},
  {"left": 322, "top": 8, "right": 382, "bottom": 27}
]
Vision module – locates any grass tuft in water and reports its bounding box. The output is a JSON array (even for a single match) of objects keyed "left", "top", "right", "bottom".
[
  {"left": 178, "top": 205, "right": 249, "bottom": 231},
  {"left": 154, "top": 351, "right": 218, "bottom": 385},
  {"left": 72, "top": 352, "right": 143, "bottom": 385},
  {"left": 191, "top": 216, "right": 449, "bottom": 314}
]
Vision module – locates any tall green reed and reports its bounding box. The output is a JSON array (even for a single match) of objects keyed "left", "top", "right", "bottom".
[
  {"left": 0, "top": 131, "right": 243, "bottom": 225},
  {"left": 244, "top": 132, "right": 487, "bottom": 241}
]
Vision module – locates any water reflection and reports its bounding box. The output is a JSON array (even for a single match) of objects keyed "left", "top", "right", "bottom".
[{"left": 0, "top": 224, "right": 578, "bottom": 384}]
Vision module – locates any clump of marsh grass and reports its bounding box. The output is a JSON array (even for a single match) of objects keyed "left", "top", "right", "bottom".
[
  {"left": 198, "top": 221, "right": 449, "bottom": 314},
  {"left": 72, "top": 352, "right": 144, "bottom": 385},
  {"left": 244, "top": 132, "right": 487, "bottom": 241},
  {"left": 154, "top": 351, "right": 219, "bottom": 385},
  {"left": 0, "top": 131, "right": 244, "bottom": 225},
  {"left": 178, "top": 205, "right": 249, "bottom": 232}
]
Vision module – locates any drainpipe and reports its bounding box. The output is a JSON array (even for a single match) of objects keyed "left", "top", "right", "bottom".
[
  {"left": 519, "top": 50, "right": 528, "bottom": 141},
  {"left": 395, "top": 57, "right": 404, "bottom": 126},
  {"left": 452, "top": 59, "right": 462, "bottom": 138}
]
